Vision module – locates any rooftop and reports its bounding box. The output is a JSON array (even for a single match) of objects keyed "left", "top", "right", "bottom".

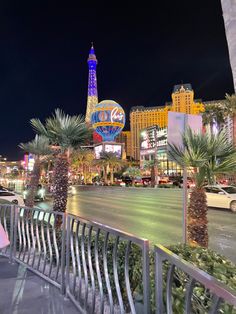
[
  {"left": 130, "top": 105, "right": 165, "bottom": 112},
  {"left": 172, "top": 83, "right": 193, "bottom": 93}
]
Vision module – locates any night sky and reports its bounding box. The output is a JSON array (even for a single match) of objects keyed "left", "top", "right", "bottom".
[{"left": 0, "top": 0, "right": 234, "bottom": 160}]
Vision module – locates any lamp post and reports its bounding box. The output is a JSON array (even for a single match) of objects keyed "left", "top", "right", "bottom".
[{"left": 154, "top": 126, "right": 159, "bottom": 188}]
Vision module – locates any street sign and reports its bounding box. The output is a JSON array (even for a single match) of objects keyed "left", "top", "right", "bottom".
[{"left": 167, "top": 112, "right": 202, "bottom": 243}]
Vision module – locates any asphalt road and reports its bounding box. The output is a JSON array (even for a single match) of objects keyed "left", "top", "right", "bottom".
[{"left": 40, "top": 185, "right": 236, "bottom": 263}]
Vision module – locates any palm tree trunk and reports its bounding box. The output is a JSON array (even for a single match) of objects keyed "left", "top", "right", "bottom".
[
  {"left": 84, "top": 165, "right": 87, "bottom": 184},
  {"left": 52, "top": 154, "right": 69, "bottom": 213},
  {"left": 187, "top": 187, "right": 208, "bottom": 247},
  {"left": 110, "top": 167, "right": 114, "bottom": 185},
  {"left": 151, "top": 166, "right": 155, "bottom": 188},
  {"left": 25, "top": 159, "right": 41, "bottom": 208},
  {"left": 132, "top": 178, "right": 135, "bottom": 187},
  {"left": 103, "top": 166, "right": 108, "bottom": 185}
]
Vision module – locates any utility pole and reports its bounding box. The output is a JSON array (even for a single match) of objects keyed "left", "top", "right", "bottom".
[
  {"left": 154, "top": 126, "right": 159, "bottom": 188},
  {"left": 182, "top": 114, "right": 188, "bottom": 243}
]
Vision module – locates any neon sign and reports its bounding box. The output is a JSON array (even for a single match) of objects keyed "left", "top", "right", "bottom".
[
  {"left": 111, "top": 107, "right": 124, "bottom": 123},
  {"left": 91, "top": 100, "right": 126, "bottom": 142}
]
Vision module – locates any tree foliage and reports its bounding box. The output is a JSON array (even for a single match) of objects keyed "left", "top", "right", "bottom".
[
  {"left": 19, "top": 135, "right": 52, "bottom": 207},
  {"left": 168, "top": 127, "right": 236, "bottom": 247},
  {"left": 30, "top": 109, "right": 90, "bottom": 213}
]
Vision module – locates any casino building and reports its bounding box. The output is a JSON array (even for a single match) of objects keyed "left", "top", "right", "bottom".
[
  {"left": 130, "top": 84, "right": 204, "bottom": 160},
  {"left": 139, "top": 126, "right": 182, "bottom": 175}
]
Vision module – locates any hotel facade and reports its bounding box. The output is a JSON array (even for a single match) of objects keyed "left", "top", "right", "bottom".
[{"left": 130, "top": 84, "right": 204, "bottom": 160}]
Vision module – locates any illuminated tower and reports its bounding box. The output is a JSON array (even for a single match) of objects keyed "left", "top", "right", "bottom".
[{"left": 85, "top": 43, "right": 98, "bottom": 123}]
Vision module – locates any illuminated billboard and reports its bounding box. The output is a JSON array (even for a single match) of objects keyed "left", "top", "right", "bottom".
[
  {"left": 94, "top": 145, "right": 103, "bottom": 159},
  {"left": 94, "top": 143, "right": 123, "bottom": 159},
  {"left": 104, "top": 144, "right": 122, "bottom": 158},
  {"left": 24, "top": 153, "right": 35, "bottom": 171},
  {"left": 140, "top": 126, "right": 167, "bottom": 153}
]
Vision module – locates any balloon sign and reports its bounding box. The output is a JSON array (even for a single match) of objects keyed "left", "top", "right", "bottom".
[{"left": 91, "top": 100, "right": 125, "bottom": 141}]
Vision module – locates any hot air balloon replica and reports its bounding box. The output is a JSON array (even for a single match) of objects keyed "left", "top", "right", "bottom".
[{"left": 91, "top": 100, "right": 125, "bottom": 159}]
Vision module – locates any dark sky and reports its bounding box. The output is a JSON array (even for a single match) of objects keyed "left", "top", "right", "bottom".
[{"left": 0, "top": 0, "right": 234, "bottom": 160}]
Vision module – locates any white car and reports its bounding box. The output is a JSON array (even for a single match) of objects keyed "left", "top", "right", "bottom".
[
  {"left": 204, "top": 185, "right": 236, "bottom": 212},
  {"left": 0, "top": 190, "right": 25, "bottom": 206}
]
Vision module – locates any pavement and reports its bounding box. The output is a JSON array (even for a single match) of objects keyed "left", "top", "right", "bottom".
[
  {"left": 66, "top": 186, "right": 236, "bottom": 263},
  {"left": 0, "top": 257, "right": 78, "bottom": 314},
  {"left": 37, "top": 185, "right": 236, "bottom": 263}
]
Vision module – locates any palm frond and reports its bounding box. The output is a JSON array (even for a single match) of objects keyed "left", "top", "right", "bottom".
[
  {"left": 30, "top": 108, "right": 91, "bottom": 151},
  {"left": 30, "top": 119, "right": 49, "bottom": 137},
  {"left": 19, "top": 135, "right": 53, "bottom": 157},
  {"left": 225, "top": 93, "right": 236, "bottom": 115},
  {"left": 168, "top": 125, "right": 236, "bottom": 187}
]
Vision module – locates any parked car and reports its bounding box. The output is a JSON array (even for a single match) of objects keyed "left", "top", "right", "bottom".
[
  {"left": 0, "top": 190, "right": 25, "bottom": 206},
  {"left": 204, "top": 185, "right": 236, "bottom": 212},
  {"left": 0, "top": 185, "right": 10, "bottom": 192},
  {"left": 171, "top": 177, "right": 195, "bottom": 188},
  {"left": 121, "top": 177, "right": 143, "bottom": 187}
]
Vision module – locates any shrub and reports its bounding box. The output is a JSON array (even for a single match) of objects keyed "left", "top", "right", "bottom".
[
  {"left": 64, "top": 233, "right": 236, "bottom": 313},
  {"left": 159, "top": 244, "right": 236, "bottom": 313}
]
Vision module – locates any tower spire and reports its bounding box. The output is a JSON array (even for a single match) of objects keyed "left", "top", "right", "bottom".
[{"left": 85, "top": 43, "right": 98, "bottom": 123}]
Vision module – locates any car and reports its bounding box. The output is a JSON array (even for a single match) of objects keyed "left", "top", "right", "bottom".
[
  {"left": 0, "top": 190, "right": 25, "bottom": 206},
  {"left": 204, "top": 185, "right": 236, "bottom": 212},
  {"left": 171, "top": 177, "right": 195, "bottom": 188},
  {"left": 0, "top": 186, "right": 9, "bottom": 192},
  {"left": 68, "top": 185, "right": 77, "bottom": 195},
  {"left": 23, "top": 185, "right": 46, "bottom": 202}
]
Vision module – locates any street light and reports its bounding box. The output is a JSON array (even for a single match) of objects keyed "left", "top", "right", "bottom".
[{"left": 154, "top": 127, "right": 159, "bottom": 188}]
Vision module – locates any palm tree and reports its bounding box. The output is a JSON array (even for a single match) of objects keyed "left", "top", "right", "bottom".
[
  {"left": 225, "top": 93, "right": 236, "bottom": 145},
  {"left": 71, "top": 148, "right": 94, "bottom": 184},
  {"left": 94, "top": 157, "right": 109, "bottom": 185},
  {"left": 19, "top": 135, "right": 52, "bottom": 207},
  {"left": 98, "top": 152, "right": 124, "bottom": 185},
  {"left": 168, "top": 127, "right": 236, "bottom": 248},
  {"left": 202, "top": 102, "right": 228, "bottom": 132},
  {"left": 143, "top": 160, "right": 159, "bottom": 187},
  {"left": 123, "top": 166, "right": 141, "bottom": 187},
  {"left": 31, "top": 109, "right": 90, "bottom": 213}
]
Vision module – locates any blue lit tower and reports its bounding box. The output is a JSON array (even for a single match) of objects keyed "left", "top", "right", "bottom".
[{"left": 85, "top": 43, "right": 98, "bottom": 123}]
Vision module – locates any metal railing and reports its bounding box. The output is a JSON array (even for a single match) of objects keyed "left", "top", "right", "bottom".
[
  {"left": 155, "top": 244, "right": 236, "bottom": 314},
  {"left": 0, "top": 204, "right": 14, "bottom": 260},
  {"left": 66, "top": 214, "right": 150, "bottom": 313},
  {"left": 1, "top": 204, "right": 236, "bottom": 314},
  {"left": 13, "top": 206, "right": 66, "bottom": 291},
  {"left": 0, "top": 205, "right": 150, "bottom": 313}
]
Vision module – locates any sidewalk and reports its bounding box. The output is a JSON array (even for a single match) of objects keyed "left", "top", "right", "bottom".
[{"left": 0, "top": 257, "right": 78, "bottom": 314}]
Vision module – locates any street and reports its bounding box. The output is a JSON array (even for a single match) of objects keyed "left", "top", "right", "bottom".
[{"left": 40, "top": 185, "right": 236, "bottom": 263}]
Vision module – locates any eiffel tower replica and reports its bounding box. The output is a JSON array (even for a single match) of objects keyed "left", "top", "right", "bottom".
[{"left": 85, "top": 43, "right": 98, "bottom": 124}]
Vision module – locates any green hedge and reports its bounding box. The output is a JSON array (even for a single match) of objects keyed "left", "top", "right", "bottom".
[{"left": 159, "top": 244, "right": 236, "bottom": 313}]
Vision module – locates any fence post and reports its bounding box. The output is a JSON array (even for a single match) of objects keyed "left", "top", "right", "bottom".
[
  {"left": 60, "top": 213, "right": 66, "bottom": 295},
  {"left": 142, "top": 240, "right": 150, "bottom": 314},
  {"left": 9, "top": 205, "right": 15, "bottom": 263},
  {"left": 155, "top": 250, "right": 164, "bottom": 314},
  {"left": 12, "top": 205, "right": 19, "bottom": 262}
]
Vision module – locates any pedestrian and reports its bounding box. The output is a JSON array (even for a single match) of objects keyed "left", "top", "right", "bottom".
[{"left": 0, "top": 222, "right": 10, "bottom": 249}]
